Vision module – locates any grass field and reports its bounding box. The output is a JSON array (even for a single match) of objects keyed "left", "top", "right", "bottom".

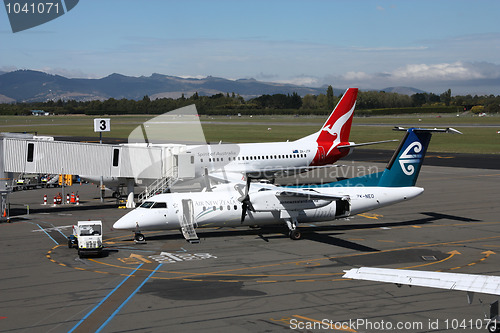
[{"left": 0, "top": 114, "right": 498, "bottom": 154}]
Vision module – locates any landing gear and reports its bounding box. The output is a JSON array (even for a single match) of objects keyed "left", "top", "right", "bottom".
[
  {"left": 134, "top": 222, "right": 146, "bottom": 243},
  {"left": 134, "top": 233, "right": 145, "bottom": 242},
  {"left": 289, "top": 229, "right": 302, "bottom": 240},
  {"left": 285, "top": 218, "right": 301, "bottom": 240}
]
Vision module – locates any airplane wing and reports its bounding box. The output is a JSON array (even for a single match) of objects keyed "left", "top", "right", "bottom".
[
  {"left": 337, "top": 139, "right": 398, "bottom": 149},
  {"left": 343, "top": 267, "right": 500, "bottom": 296},
  {"left": 276, "top": 188, "right": 349, "bottom": 201}
]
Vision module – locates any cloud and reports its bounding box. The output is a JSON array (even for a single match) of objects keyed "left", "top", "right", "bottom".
[{"left": 391, "top": 62, "right": 500, "bottom": 80}]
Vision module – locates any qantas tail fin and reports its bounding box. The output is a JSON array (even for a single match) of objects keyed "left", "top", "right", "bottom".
[
  {"left": 317, "top": 88, "right": 358, "bottom": 143},
  {"left": 296, "top": 88, "right": 358, "bottom": 144}
]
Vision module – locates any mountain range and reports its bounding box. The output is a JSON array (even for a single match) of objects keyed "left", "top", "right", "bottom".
[{"left": 0, "top": 70, "right": 425, "bottom": 103}]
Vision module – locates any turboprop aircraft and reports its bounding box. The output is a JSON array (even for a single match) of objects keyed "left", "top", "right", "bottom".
[
  {"left": 113, "top": 126, "right": 461, "bottom": 242},
  {"left": 87, "top": 88, "right": 397, "bottom": 200}
]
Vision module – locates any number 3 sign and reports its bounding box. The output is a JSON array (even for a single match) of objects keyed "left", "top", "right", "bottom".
[{"left": 94, "top": 118, "right": 110, "bottom": 132}]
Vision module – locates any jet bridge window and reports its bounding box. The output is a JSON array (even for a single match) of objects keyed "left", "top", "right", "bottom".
[
  {"left": 112, "top": 148, "right": 120, "bottom": 167},
  {"left": 27, "top": 143, "right": 34, "bottom": 162}
]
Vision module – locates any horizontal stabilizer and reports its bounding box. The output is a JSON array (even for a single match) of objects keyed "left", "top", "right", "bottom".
[
  {"left": 343, "top": 267, "right": 500, "bottom": 296},
  {"left": 393, "top": 126, "right": 463, "bottom": 134},
  {"left": 337, "top": 139, "right": 398, "bottom": 149}
]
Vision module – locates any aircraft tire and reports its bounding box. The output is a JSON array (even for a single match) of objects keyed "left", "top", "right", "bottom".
[
  {"left": 135, "top": 233, "right": 145, "bottom": 242},
  {"left": 289, "top": 230, "right": 301, "bottom": 240}
]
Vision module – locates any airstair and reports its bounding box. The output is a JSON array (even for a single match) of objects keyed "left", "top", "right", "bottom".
[
  {"left": 180, "top": 199, "right": 199, "bottom": 243},
  {"left": 138, "top": 176, "right": 177, "bottom": 202}
]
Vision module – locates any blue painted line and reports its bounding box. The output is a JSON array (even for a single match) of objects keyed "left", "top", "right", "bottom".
[
  {"left": 68, "top": 264, "right": 144, "bottom": 333},
  {"left": 36, "top": 224, "right": 59, "bottom": 245},
  {"left": 51, "top": 223, "right": 70, "bottom": 238},
  {"left": 95, "top": 264, "right": 163, "bottom": 333}
]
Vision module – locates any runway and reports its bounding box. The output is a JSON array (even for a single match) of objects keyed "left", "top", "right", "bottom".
[{"left": 1, "top": 162, "right": 500, "bottom": 332}]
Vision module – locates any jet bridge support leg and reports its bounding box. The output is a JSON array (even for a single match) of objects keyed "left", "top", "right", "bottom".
[{"left": 126, "top": 178, "right": 135, "bottom": 209}]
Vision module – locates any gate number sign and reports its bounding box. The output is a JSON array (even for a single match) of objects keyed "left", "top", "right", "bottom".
[{"left": 94, "top": 118, "right": 110, "bottom": 132}]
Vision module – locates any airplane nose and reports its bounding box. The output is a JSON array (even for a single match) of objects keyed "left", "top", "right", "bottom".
[{"left": 113, "top": 211, "right": 138, "bottom": 230}]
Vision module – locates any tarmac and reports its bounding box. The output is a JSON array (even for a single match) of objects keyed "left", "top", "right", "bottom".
[{"left": 1, "top": 157, "right": 500, "bottom": 332}]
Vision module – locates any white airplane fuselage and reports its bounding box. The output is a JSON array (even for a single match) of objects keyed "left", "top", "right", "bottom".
[{"left": 113, "top": 183, "right": 423, "bottom": 232}]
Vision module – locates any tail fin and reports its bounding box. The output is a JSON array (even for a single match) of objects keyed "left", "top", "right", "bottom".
[
  {"left": 309, "top": 127, "right": 461, "bottom": 188},
  {"left": 377, "top": 127, "right": 461, "bottom": 187},
  {"left": 317, "top": 88, "right": 358, "bottom": 144}
]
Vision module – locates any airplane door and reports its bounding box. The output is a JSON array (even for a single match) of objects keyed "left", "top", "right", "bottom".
[
  {"left": 180, "top": 199, "right": 199, "bottom": 241},
  {"left": 181, "top": 199, "right": 197, "bottom": 228}
]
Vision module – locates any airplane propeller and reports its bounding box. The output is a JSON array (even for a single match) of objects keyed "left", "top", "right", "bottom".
[{"left": 237, "top": 177, "right": 253, "bottom": 223}]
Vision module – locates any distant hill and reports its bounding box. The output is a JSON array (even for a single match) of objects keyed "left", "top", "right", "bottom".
[
  {"left": 381, "top": 86, "right": 427, "bottom": 95},
  {"left": 0, "top": 70, "right": 344, "bottom": 102}
]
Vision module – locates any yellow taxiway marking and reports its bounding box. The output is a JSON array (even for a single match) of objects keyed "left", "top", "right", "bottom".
[
  {"left": 438, "top": 250, "right": 495, "bottom": 272},
  {"left": 358, "top": 213, "right": 383, "bottom": 220},
  {"left": 47, "top": 233, "right": 500, "bottom": 283},
  {"left": 117, "top": 253, "right": 152, "bottom": 264}
]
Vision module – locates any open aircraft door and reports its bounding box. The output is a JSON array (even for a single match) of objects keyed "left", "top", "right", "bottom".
[{"left": 180, "top": 199, "right": 199, "bottom": 243}]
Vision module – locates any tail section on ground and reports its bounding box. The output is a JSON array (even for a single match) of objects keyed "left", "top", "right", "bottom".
[{"left": 310, "top": 88, "right": 358, "bottom": 165}]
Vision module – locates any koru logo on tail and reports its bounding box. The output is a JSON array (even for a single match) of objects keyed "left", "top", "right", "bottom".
[{"left": 399, "top": 142, "right": 422, "bottom": 175}]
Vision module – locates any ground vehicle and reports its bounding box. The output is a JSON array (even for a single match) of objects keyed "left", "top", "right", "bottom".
[{"left": 68, "top": 221, "right": 103, "bottom": 258}]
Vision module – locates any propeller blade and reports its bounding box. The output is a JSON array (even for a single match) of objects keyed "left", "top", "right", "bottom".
[{"left": 241, "top": 202, "right": 247, "bottom": 223}]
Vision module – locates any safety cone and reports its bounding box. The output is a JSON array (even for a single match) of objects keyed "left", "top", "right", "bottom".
[
  {"left": 76, "top": 195, "right": 80, "bottom": 205},
  {"left": 43, "top": 194, "right": 47, "bottom": 205},
  {"left": 70, "top": 192, "right": 76, "bottom": 204}
]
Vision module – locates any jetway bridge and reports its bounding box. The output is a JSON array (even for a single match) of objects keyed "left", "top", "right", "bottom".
[{"left": 0, "top": 133, "right": 196, "bottom": 219}]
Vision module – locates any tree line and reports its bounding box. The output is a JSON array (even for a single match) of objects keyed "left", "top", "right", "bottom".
[{"left": 0, "top": 86, "right": 499, "bottom": 116}]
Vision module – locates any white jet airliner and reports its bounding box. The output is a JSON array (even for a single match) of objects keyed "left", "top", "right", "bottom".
[
  {"left": 113, "top": 127, "right": 460, "bottom": 242},
  {"left": 92, "top": 88, "right": 396, "bottom": 199}
]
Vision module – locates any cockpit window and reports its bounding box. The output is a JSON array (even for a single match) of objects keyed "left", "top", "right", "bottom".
[
  {"left": 152, "top": 202, "right": 167, "bottom": 209},
  {"left": 139, "top": 201, "right": 155, "bottom": 208}
]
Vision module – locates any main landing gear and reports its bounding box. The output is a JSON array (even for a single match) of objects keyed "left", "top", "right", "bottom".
[{"left": 286, "top": 219, "right": 302, "bottom": 240}]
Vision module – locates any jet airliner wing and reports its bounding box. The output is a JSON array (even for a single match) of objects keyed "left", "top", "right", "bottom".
[{"left": 343, "top": 267, "right": 500, "bottom": 296}]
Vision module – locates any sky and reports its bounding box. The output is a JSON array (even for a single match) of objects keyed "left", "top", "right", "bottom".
[{"left": 1, "top": 0, "right": 500, "bottom": 95}]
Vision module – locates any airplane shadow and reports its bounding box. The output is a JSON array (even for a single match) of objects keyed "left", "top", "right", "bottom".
[{"left": 130, "top": 211, "right": 479, "bottom": 253}]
